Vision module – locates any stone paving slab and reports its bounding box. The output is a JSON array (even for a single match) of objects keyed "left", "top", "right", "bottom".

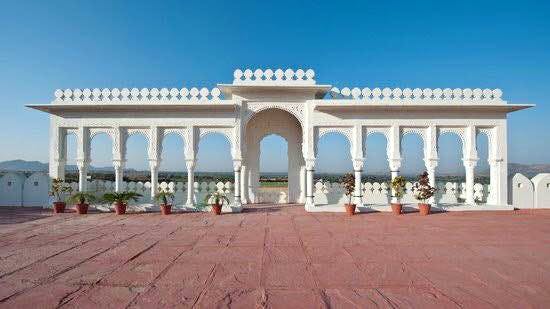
[{"left": 0, "top": 206, "right": 549, "bottom": 308}]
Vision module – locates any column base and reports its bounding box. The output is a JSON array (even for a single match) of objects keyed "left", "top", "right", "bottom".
[
  {"left": 304, "top": 201, "right": 316, "bottom": 212},
  {"left": 229, "top": 201, "right": 243, "bottom": 213}
]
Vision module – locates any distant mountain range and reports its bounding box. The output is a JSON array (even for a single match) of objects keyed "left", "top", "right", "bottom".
[
  {"left": 1, "top": 160, "right": 549, "bottom": 177},
  {"left": 0, "top": 160, "right": 134, "bottom": 173}
]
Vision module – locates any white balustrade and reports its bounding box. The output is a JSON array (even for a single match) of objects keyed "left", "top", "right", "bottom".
[
  {"left": 5, "top": 172, "right": 550, "bottom": 210},
  {"left": 329, "top": 86, "right": 503, "bottom": 101}
]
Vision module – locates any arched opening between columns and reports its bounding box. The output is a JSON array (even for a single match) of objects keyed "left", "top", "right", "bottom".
[
  {"left": 400, "top": 133, "right": 424, "bottom": 178},
  {"left": 124, "top": 132, "right": 150, "bottom": 204},
  {"left": 437, "top": 132, "right": 465, "bottom": 203},
  {"left": 90, "top": 132, "right": 113, "bottom": 179},
  {"left": 315, "top": 132, "right": 352, "bottom": 206},
  {"left": 159, "top": 132, "right": 186, "bottom": 205},
  {"left": 88, "top": 132, "right": 114, "bottom": 193},
  {"left": 196, "top": 132, "right": 234, "bottom": 207},
  {"left": 364, "top": 132, "right": 389, "bottom": 180},
  {"left": 243, "top": 108, "right": 304, "bottom": 205},
  {"left": 364, "top": 132, "right": 390, "bottom": 205},
  {"left": 65, "top": 132, "right": 78, "bottom": 184},
  {"left": 476, "top": 132, "right": 490, "bottom": 203}
]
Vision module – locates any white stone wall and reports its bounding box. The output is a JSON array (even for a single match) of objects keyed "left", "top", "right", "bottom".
[
  {"left": 512, "top": 173, "right": 550, "bottom": 209},
  {"left": 313, "top": 180, "right": 488, "bottom": 206},
  {"left": 0, "top": 172, "right": 235, "bottom": 208}
]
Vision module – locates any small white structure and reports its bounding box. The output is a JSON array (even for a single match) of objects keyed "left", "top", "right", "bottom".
[{"left": 28, "top": 68, "right": 533, "bottom": 212}]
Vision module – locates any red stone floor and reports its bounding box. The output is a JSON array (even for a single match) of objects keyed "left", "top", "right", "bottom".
[{"left": 0, "top": 205, "right": 549, "bottom": 308}]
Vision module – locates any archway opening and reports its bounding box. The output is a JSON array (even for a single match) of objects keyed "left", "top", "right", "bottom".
[
  {"left": 364, "top": 132, "right": 389, "bottom": 182},
  {"left": 90, "top": 133, "right": 113, "bottom": 181},
  {"left": 124, "top": 133, "right": 149, "bottom": 203},
  {"left": 244, "top": 108, "right": 303, "bottom": 204},
  {"left": 258, "top": 134, "right": 288, "bottom": 204},
  {"left": 65, "top": 132, "right": 77, "bottom": 183},
  {"left": 401, "top": 133, "right": 424, "bottom": 180},
  {"left": 196, "top": 132, "right": 233, "bottom": 206},
  {"left": 159, "top": 133, "right": 186, "bottom": 178},
  {"left": 438, "top": 133, "right": 464, "bottom": 180},
  {"left": 476, "top": 132, "right": 490, "bottom": 203},
  {"left": 316, "top": 132, "right": 352, "bottom": 180}
]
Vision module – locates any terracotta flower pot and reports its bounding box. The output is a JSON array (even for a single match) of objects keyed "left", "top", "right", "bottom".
[
  {"left": 418, "top": 203, "right": 431, "bottom": 216},
  {"left": 53, "top": 202, "right": 66, "bottom": 214},
  {"left": 211, "top": 203, "right": 222, "bottom": 215},
  {"left": 344, "top": 203, "right": 356, "bottom": 216},
  {"left": 75, "top": 203, "right": 89, "bottom": 215},
  {"left": 391, "top": 203, "right": 403, "bottom": 215},
  {"left": 114, "top": 202, "right": 127, "bottom": 215},
  {"left": 160, "top": 204, "right": 172, "bottom": 215}
]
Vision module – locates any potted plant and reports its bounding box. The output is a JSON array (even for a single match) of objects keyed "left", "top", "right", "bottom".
[
  {"left": 204, "top": 191, "right": 230, "bottom": 215},
  {"left": 413, "top": 172, "right": 436, "bottom": 215},
  {"left": 102, "top": 191, "right": 142, "bottom": 215},
  {"left": 68, "top": 192, "right": 96, "bottom": 214},
  {"left": 342, "top": 173, "right": 356, "bottom": 215},
  {"left": 49, "top": 178, "right": 72, "bottom": 213},
  {"left": 154, "top": 189, "right": 175, "bottom": 215},
  {"left": 390, "top": 176, "right": 406, "bottom": 215}
]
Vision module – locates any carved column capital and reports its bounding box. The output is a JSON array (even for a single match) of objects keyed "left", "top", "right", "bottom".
[
  {"left": 352, "top": 158, "right": 364, "bottom": 172},
  {"left": 232, "top": 160, "right": 242, "bottom": 172},
  {"left": 424, "top": 158, "right": 439, "bottom": 171},
  {"left": 185, "top": 159, "right": 196, "bottom": 171},
  {"left": 388, "top": 158, "right": 402, "bottom": 172},
  {"left": 462, "top": 158, "right": 478, "bottom": 169},
  {"left": 305, "top": 158, "right": 316, "bottom": 171},
  {"left": 112, "top": 159, "right": 126, "bottom": 170},
  {"left": 75, "top": 159, "right": 90, "bottom": 170},
  {"left": 148, "top": 159, "right": 160, "bottom": 171},
  {"left": 488, "top": 157, "right": 503, "bottom": 166}
]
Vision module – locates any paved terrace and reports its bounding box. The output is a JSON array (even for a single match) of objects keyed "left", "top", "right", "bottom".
[{"left": 0, "top": 206, "right": 549, "bottom": 308}]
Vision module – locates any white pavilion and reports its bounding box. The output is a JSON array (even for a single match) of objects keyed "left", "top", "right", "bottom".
[{"left": 28, "top": 68, "right": 533, "bottom": 212}]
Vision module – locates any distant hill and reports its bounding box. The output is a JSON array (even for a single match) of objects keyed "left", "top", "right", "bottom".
[
  {"left": 508, "top": 163, "right": 550, "bottom": 178},
  {"left": 0, "top": 160, "right": 133, "bottom": 173},
  {"left": 0, "top": 160, "right": 47, "bottom": 172}
]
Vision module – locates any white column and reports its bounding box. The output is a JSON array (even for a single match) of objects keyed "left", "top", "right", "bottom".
[
  {"left": 240, "top": 164, "right": 247, "bottom": 204},
  {"left": 352, "top": 159, "right": 364, "bottom": 206},
  {"left": 387, "top": 125, "right": 402, "bottom": 204},
  {"left": 185, "top": 159, "right": 195, "bottom": 207},
  {"left": 149, "top": 160, "right": 159, "bottom": 201},
  {"left": 233, "top": 160, "right": 242, "bottom": 208},
  {"left": 492, "top": 125, "right": 508, "bottom": 205},
  {"left": 463, "top": 159, "right": 477, "bottom": 204},
  {"left": 299, "top": 165, "right": 306, "bottom": 204},
  {"left": 305, "top": 158, "right": 315, "bottom": 209},
  {"left": 50, "top": 126, "right": 66, "bottom": 180},
  {"left": 388, "top": 159, "right": 402, "bottom": 204},
  {"left": 490, "top": 158, "right": 506, "bottom": 205},
  {"left": 76, "top": 127, "right": 90, "bottom": 191},
  {"left": 51, "top": 160, "right": 66, "bottom": 181},
  {"left": 112, "top": 127, "right": 126, "bottom": 193},
  {"left": 76, "top": 160, "right": 89, "bottom": 192},
  {"left": 463, "top": 126, "right": 478, "bottom": 205},
  {"left": 113, "top": 160, "right": 125, "bottom": 192},
  {"left": 424, "top": 126, "right": 438, "bottom": 204},
  {"left": 424, "top": 159, "right": 438, "bottom": 204}
]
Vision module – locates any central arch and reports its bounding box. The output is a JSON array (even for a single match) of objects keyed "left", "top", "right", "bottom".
[{"left": 243, "top": 108, "right": 304, "bottom": 204}]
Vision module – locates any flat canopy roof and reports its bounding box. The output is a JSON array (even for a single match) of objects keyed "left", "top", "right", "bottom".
[
  {"left": 27, "top": 101, "right": 533, "bottom": 117},
  {"left": 218, "top": 84, "right": 332, "bottom": 99},
  {"left": 26, "top": 102, "right": 236, "bottom": 116},
  {"left": 313, "top": 101, "right": 534, "bottom": 113}
]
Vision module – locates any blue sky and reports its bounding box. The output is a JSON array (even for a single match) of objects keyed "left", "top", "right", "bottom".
[{"left": 1, "top": 0, "right": 548, "bottom": 174}]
